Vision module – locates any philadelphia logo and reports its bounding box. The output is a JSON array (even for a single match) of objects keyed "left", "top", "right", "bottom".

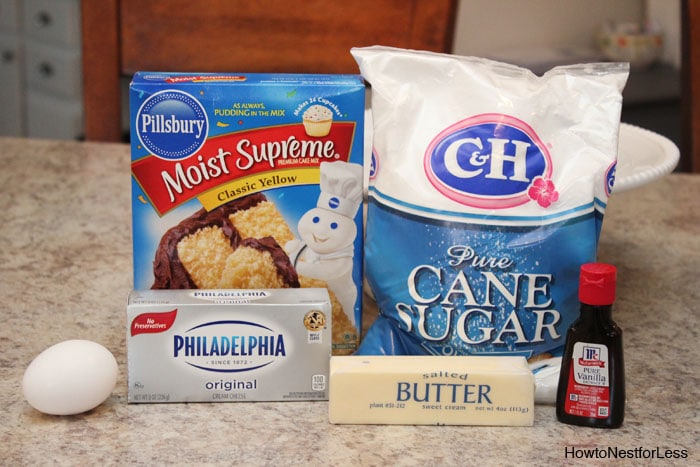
[
  {"left": 173, "top": 320, "right": 286, "bottom": 373},
  {"left": 424, "top": 114, "right": 556, "bottom": 209},
  {"left": 136, "top": 89, "right": 208, "bottom": 160}
]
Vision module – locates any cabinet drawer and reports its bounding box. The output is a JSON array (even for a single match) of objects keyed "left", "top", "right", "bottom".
[
  {"left": 0, "top": 0, "right": 21, "bottom": 32},
  {"left": 22, "top": 0, "right": 80, "bottom": 47},
  {"left": 0, "top": 33, "right": 24, "bottom": 135},
  {"left": 119, "top": 1, "right": 455, "bottom": 74},
  {"left": 24, "top": 40, "right": 82, "bottom": 99},
  {"left": 26, "top": 90, "right": 83, "bottom": 140}
]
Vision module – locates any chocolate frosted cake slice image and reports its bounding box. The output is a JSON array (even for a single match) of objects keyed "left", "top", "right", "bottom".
[
  {"left": 217, "top": 237, "right": 300, "bottom": 289},
  {"left": 151, "top": 192, "right": 357, "bottom": 355},
  {"left": 152, "top": 193, "right": 298, "bottom": 289}
]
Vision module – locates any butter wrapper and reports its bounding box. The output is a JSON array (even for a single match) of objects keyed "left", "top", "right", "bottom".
[
  {"left": 127, "top": 288, "right": 331, "bottom": 403},
  {"left": 329, "top": 355, "right": 534, "bottom": 425}
]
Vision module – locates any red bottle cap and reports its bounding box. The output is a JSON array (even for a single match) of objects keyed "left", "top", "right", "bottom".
[{"left": 579, "top": 263, "right": 617, "bottom": 305}]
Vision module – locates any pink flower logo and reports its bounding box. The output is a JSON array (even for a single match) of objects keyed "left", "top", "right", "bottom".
[{"left": 528, "top": 177, "right": 559, "bottom": 208}]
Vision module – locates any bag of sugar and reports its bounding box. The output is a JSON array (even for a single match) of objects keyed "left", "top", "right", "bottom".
[{"left": 353, "top": 46, "right": 628, "bottom": 359}]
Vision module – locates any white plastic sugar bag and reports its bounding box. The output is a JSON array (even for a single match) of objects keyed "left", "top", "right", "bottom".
[{"left": 353, "top": 46, "right": 628, "bottom": 359}]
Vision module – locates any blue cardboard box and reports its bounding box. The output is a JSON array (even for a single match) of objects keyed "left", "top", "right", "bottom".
[{"left": 129, "top": 72, "right": 365, "bottom": 354}]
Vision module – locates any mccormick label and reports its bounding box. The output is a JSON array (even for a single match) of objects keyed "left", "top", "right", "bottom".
[
  {"left": 129, "top": 73, "right": 365, "bottom": 355},
  {"left": 127, "top": 288, "right": 332, "bottom": 402},
  {"left": 564, "top": 342, "right": 611, "bottom": 418}
]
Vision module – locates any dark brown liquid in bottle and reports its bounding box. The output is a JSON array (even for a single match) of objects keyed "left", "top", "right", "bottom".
[{"left": 556, "top": 303, "right": 625, "bottom": 428}]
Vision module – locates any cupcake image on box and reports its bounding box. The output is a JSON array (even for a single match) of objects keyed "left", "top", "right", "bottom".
[{"left": 303, "top": 104, "right": 333, "bottom": 137}]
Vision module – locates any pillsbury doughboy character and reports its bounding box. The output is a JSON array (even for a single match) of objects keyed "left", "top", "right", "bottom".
[{"left": 286, "top": 161, "right": 363, "bottom": 325}]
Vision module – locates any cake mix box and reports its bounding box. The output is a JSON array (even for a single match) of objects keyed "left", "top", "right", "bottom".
[
  {"left": 129, "top": 73, "right": 365, "bottom": 355},
  {"left": 127, "top": 288, "right": 332, "bottom": 402}
]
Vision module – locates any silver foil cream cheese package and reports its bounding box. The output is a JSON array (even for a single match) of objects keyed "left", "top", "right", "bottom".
[{"left": 127, "top": 288, "right": 331, "bottom": 403}]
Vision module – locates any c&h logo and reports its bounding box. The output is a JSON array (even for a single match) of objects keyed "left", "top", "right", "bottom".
[{"left": 424, "top": 113, "right": 554, "bottom": 209}]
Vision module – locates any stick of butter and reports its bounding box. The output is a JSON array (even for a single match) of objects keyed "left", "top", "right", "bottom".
[{"left": 329, "top": 355, "right": 534, "bottom": 426}]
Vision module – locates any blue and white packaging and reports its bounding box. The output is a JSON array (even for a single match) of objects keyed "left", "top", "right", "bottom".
[
  {"left": 129, "top": 73, "right": 365, "bottom": 355},
  {"left": 353, "top": 47, "right": 628, "bottom": 360}
]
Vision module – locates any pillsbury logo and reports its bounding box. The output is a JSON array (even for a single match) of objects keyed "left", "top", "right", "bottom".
[
  {"left": 425, "top": 114, "right": 555, "bottom": 209},
  {"left": 136, "top": 90, "right": 208, "bottom": 160}
]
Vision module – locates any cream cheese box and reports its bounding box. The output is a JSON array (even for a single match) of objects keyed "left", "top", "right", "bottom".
[
  {"left": 127, "top": 288, "right": 331, "bottom": 403},
  {"left": 329, "top": 355, "right": 534, "bottom": 425}
]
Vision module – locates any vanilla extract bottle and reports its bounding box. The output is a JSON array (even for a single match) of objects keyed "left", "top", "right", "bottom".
[{"left": 556, "top": 263, "right": 625, "bottom": 428}]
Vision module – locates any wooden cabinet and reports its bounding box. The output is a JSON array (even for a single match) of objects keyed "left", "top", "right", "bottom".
[
  {"left": 0, "top": 31, "right": 24, "bottom": 135},
  {"left": 682, "top": 0, "right": 700, "bottom": 172},
  {"left": 0, "top": 0, "right": 23, "bottom": 135},
  {"left": 0, "top": 0, "right": 83, "bottom": 139},
  {"left": 82, "top": 0, "right": 457, "bottom": 141}
]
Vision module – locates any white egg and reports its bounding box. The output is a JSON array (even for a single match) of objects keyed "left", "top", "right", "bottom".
[{"left": 23, "top": 339, "right": 118, "bottom": 415}]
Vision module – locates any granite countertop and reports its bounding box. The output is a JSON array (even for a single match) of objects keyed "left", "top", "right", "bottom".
[{"left": 1, "top": 137, "right": 698, "bottom": 465}]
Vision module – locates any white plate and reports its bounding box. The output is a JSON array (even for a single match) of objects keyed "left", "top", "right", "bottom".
[{"left": 614, "top": 123, "right": 680, "bottom": 193}]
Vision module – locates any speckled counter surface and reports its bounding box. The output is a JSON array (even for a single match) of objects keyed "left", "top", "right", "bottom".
[{"left": 1, "top": 137, "right": 698, "bottom": 466}]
